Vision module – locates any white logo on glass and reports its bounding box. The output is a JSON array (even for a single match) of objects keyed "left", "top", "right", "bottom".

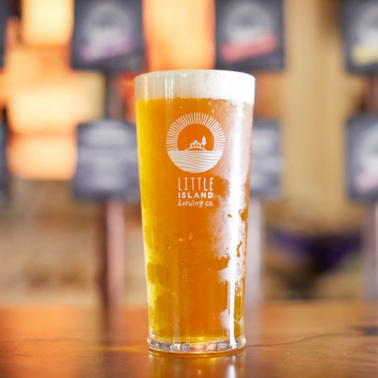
[{"left": 166, "top": 113, "right": 226, "bottom": 173}]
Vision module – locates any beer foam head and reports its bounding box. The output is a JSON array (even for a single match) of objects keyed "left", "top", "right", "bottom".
[{"left": 135, "top": 70, "right": 255, "bottom": 105}]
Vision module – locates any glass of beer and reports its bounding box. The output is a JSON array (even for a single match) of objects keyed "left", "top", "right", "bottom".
[{"left": 135, "top": 70, "right": 255, "bottom": 353}]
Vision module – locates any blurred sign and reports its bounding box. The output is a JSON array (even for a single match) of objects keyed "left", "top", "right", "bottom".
[
  {"left": 71, "top": 0, "right": 145, "bottom": 72},
  {"left": 0, "top": 122, "right": 9, "bottom": 203},
  {"left": 341, "top": 0, "right": 378, "bottom": 74},
  {"left": 215, "top": 0, "right": 285, "bottom": 72},
  {"left": 0, "top": 0, "right": 10, "bottom": 68},
  {"left": 250, "top": 119, "right": 282, "bottom": 199},
  {"left": 346, "top": 115, "right": 378, "bottom": 201},
  {"left": 72, "top": 119, "right": 140, "bottom": 202}
]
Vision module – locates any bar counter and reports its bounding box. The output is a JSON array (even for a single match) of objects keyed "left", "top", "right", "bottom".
[{"left": 0, "top": 302, "right": 377, "bottom": 377}]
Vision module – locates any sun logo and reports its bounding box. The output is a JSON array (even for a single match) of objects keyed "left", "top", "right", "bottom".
[{"left": 166, "top": 113, "right": 226, "bottom": 173}]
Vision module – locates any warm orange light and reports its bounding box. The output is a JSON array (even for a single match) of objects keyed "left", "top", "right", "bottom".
[
  {"left": 144, "top": 0, "right": 215, "bottom": 70},
  {"left": 0, "top": 72, "right": 6, "bottom": 110},
  {"left": 4, "top": 38, "right": 105, "bottom": 180},
  {"left": 123, "top": 76, "right": 136, "bottom": 123},
  {"left": 5, "top": 44, "right": 46, "bottom": 92},
  {"left": 8, "top": 73, "right": 105, "bottom": 134},
  {"left": 21, "top": 0, "right": 74, "bottom": 46},
  {"left": 5, "top": 44, "right": 73, "bottom": 94},
  {"left": 8, "top": 134, "right": 76, "bottom": 180}
]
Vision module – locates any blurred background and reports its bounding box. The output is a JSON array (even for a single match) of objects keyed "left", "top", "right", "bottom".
[{"left": 0, "top": 0, "right": 376, "bottom": 306}]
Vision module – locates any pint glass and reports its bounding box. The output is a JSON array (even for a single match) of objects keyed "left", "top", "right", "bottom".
[{"left": 135, "top": 70, "right": 255, "bottom": 353}]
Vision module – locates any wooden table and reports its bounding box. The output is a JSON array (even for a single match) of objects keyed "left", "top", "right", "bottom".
[{"left": 0, "top": 302, "right": 377, "bottom": 377}]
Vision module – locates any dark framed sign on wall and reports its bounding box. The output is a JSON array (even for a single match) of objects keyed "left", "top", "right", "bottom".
[
  {"left": 0, "top": 0, "right": 10, "bottom": 68},
  {"left": 71, "top": 0, "right": 145, "bottom": 72},
  {"left": 346, "top": 115, "right": 378, "bottom": 202},
  {"left": 72, "top": 119, "right": 140, "bottom": 203},
  {"left": 250, "top": 119, "right": 282, "bottom": 199},
  {"left": 341, "top": 0, "right": 378, "bottom": 74},
  {"left": 215, "top": 0, "right": 285, "bottom": 72}
]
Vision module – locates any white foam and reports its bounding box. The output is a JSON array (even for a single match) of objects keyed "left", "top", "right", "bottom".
[{"left": 135, "top": 70, "right": 255, "bottom": 105}]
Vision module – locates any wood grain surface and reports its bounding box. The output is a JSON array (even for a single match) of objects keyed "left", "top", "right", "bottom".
[{"left": 0, "top": 302, "right": 377, "bottom": 377}]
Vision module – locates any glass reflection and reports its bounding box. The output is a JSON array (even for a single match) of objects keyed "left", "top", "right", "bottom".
[{"left": 149, "top": 350, "right": 246, "bottom": 378}]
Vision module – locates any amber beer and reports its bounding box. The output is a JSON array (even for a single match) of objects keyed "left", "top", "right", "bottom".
[{"left": 135, "top": 70, "right": 255, "bottom": 353}]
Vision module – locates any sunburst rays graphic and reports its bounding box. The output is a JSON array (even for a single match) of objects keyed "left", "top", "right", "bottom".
[{"left": 166, "top": 113, "right": 226, "bottom": 173}]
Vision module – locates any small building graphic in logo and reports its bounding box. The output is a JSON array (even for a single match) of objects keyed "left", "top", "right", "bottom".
[
  {"left": 187, "top": 136, "right": 207, "bottom": 151},
  {"left": 167, "top": 113, "right": 226, "bottom": 173}
]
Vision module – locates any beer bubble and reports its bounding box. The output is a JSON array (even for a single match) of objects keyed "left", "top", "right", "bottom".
[
  {"left": 179, "top": 238, "right": 184, "bottom": 242},
  {"left": 189, "top": 233, "right": 193, "bottom": 240}
]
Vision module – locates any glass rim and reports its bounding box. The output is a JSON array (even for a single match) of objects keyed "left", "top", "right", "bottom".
[
  {"left": 135, "top": 69, "right": 255, "bottom": 105},
  {"left": 135, "top": 69, "right": 255, "bottom": 83}
]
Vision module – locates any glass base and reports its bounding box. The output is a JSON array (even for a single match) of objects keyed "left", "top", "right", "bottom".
[{"left": 148, "top": 336, "right": 246, "bottom": 354}]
